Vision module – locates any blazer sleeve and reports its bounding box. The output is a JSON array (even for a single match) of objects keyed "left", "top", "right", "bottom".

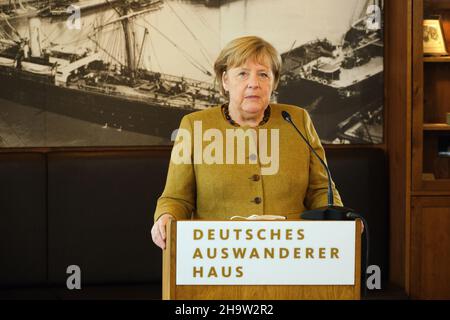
[
  {"left": 302, "top": 109, "right": 343, "bottom": 209},
  {"left": 154, "top": 116, "right": 196, "bottom": 222}
]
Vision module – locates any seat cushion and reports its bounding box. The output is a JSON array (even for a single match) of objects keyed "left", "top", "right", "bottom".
[
  {"left": 47, "top": 150, "right": 170, "bottom": 286},
  {"left": 0, "top": 153, "right": 47, "bottom": 288}
]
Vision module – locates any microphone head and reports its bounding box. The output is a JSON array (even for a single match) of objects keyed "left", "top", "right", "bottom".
[{"left": 281, "top": 111, "right": 291, "bottom": 122}]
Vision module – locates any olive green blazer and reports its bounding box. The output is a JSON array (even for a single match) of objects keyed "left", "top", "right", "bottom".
[{"left": 154, "top": 103, "right": 342, "bottom": 221}]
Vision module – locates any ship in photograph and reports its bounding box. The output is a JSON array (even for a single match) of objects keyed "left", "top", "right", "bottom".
[
  {"left": 278, "top": 0, "right": 384, "bottom": 144},
  {"left": 0, "top": 0, "right": 384, "bottom": 146},
  {"left": 0, "top": 0, "right": 223, "bottom": 140}
]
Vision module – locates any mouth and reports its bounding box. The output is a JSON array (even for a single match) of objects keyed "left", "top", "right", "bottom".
[{"left": 245, "top": 95, "right": 260, "bottom": 99}]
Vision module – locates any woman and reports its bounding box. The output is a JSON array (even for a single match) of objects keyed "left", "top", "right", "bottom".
[{"left": 151, "top": 36, "right": 342, "bottom": 249}]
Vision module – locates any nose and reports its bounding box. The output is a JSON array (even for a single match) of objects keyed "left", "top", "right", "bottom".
[{"left": 247, "top": 73, "right": 260, "bottom": 89}]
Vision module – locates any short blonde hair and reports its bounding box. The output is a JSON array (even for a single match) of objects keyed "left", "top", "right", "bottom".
[{"left": 213, "top": 36, "right": 282, "bottom": 96}]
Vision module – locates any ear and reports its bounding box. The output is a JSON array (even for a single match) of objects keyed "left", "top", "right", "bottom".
[{"left": 222, "top": 71, "right": 229, "bottom": 92}]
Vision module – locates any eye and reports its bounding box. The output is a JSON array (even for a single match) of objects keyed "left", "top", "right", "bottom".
[
  {"left": 259, "top": 72, "right": 271, "bottom": 80},
  {"left": 236, "top": 71, "right": 249, "bottom": 80}
]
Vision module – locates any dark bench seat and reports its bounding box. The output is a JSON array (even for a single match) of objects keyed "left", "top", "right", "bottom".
[{"left": 0, "top": 147, "right": 387, "bottom": 299}]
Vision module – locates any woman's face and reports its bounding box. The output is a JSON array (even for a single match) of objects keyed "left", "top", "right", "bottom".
[{"left": 222, "top": 58, "right": 274, "bottom": 120}]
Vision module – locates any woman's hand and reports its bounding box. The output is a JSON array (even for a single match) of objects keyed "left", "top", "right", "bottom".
[{"left": 151, "top": 214, "right": 174, "bottom": 250}]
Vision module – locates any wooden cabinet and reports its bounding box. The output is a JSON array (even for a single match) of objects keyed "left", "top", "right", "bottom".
[
  {"left": 411, "top": 197, "right": 450, "bottom": 299},
  {"left": 408, "top": 0, "right": 450, "bottom": 299},
  {"left": 412, "top": 0, "right": 450, "bottom": 193}
]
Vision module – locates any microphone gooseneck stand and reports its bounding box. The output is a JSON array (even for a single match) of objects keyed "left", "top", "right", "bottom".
[{"left": 282, "top": 110, "right": 370, "bottom": 298}]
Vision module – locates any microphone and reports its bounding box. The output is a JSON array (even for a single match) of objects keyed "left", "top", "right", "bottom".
[
  {"left": 281, "top": 110, "right": 354, "bottom": 220},
  {"left": 283, "top": 110, "right": 370, "bottom": 298}
]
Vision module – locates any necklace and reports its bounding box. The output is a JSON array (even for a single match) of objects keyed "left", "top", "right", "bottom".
[{"left": 222, "top": 104, "right": 271, "bottom": 127}]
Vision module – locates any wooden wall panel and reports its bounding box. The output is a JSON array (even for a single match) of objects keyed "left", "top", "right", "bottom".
[
  {"left": 385, "top": 0, "right": 412, "bottom": 292},
  {"left": 411, "top": 197, "right": 450, "bottom": 299}
]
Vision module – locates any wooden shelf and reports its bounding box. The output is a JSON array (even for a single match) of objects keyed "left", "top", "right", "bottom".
[
  {"left": 412, "top": 190, "right": 450, "bottom": 196},
  {"left": 425, "top": 0, "right": 450, "bottom": 11},
  {"left": 423, "top": 123, "right": 450, "bottom": 131},
  {"left": 423, "top": 56, "right": 450, "bottom": 62}
]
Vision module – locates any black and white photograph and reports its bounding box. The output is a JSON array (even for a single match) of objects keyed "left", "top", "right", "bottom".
[{"left": 0, "top": 0, "right": 384, "bottom": 147}]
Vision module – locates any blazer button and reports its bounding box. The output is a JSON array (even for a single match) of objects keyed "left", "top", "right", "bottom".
[
  {"left": 252, "top": 174, "right": 260, "bottom": 182},
  {"left": 254, "top": 197, "right": 262, "bottom": 204}
]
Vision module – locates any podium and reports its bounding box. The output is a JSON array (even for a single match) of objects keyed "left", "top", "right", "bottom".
[{"left": 163, "top": 219, "right": 361, "bottom": 300}]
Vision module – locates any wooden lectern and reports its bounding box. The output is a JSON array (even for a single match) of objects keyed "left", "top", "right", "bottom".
[{"left": 162, "top": 219, "right": 361, "bottom": 300}]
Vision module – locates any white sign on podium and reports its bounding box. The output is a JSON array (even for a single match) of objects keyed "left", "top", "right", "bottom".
[{"left": 176, "top": 221, "right": 356, "bottom": 285}]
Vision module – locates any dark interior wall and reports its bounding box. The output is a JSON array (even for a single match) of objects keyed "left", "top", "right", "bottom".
[{"left": 327, "top": 147, "right": 389, "bottom": 282}]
